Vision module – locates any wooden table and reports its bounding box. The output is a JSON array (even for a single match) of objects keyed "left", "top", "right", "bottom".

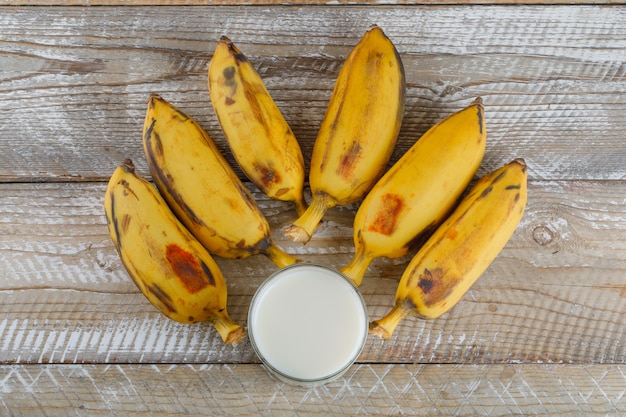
[{"left": 1, "top": 1, "right": 625, "bottom": 415}]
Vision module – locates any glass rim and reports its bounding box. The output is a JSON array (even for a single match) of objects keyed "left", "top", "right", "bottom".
[{"left": 247, "top": 263, "right": 369, "bottom": 385}]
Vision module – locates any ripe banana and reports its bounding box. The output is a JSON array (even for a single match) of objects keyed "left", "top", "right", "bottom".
[
  {"left": 369, "top": 158, "right": 528, "bottom": 339},
  {"left": 341, "top": 98, "right": 486, "bottom": 286},
  {"left": 143, "top": 94, "right": 299, "bottom": 268},
  {"left": 208, "top": 36, "right": 308, "bottom": 216},
  {"left": 104, "top": 159, "right": 245, "bottom": 345},
  {"left": 284, "top": 24, "right": 405, "bottom": 243}
]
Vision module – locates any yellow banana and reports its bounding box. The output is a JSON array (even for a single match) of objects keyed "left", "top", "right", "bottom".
[
  {"left": 341, "top": 98, "right": 486, "bottom": 286},
  {"left": 104, "top": 159, "right": 245, "bottom": 345},
  {"left": 369, "top": 159, "right": 528, "bottom": 339},
  {"left": 208, "top": 36, "right": 308, "bottom": 216},
  {"left": 143, "top": 94, "right": 299, "bottom": 268},
  {"left": 284, "top": 25, "right": 405, "bottom": 243}
]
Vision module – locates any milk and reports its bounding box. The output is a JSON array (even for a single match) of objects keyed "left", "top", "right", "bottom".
[{"left": 248, "top": 264, "right": 368, "bottom": 386}]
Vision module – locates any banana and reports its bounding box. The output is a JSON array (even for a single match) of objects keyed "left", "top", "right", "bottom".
[
  {"left": 143, "top": 94, "right": 299, "bottom": 268},
  {"left": 284, "top": 24, "right": 405, "bottom": 243},
  {"left": 369, "top": 159, "right": 528, "bottom": 339},
  {"left": 341, "top": 98, "right": 486, "bottom": 286},
  {"left": 104, "top": 159, "right": 245, "bottom": 345},
  {"left": 208, "top": 36, "right": 308, "bottom": 216}
]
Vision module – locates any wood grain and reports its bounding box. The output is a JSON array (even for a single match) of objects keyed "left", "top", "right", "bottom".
[
  {"left": 1, "top": 6, "right": 625, "bottom": 181},
  {"left": 0, "top": 180, "right": 624, "bottom": 365},
  {"left": 1, "top": 364, "right": 625, "bottom": 416},
  {"left": 2, "top": 3, "right": 625, "bottom": 413},
  {"left": 3, "top": 0, "right": 626, "bottom": 4}
]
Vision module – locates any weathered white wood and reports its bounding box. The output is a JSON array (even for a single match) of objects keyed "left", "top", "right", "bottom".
[
  {"left": 1, "top": 5, "right": 625, "bottom": 181},
  {"left": 4, "top": 0, "right": 625, "bottom": 5},
  {"left": 1, "top": 364, "right": 625, "bottom": 416},
  {"left": 0, "top": 180, "right": 624, "bottom": 365},
  {"left": 1, "top": 2, "right": 625, "bottom": 412}
]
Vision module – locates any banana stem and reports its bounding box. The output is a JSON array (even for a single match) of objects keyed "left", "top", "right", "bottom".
[
  {"left": 293, "top": 195, "right": 309, "bottom": 218},
  {"left": 284, "top": 192, "right": 334, "bottom": 243},
  {"left": 210, "top": 311, "right": 246, "bottom": 345},
  {"left": 340, "top": 247, "right": 374, "bottom": 287},
  {"left": 368, "top": 302, "right": 411, "bottom": 339},
  {"left": 264, "top": 243, "right": 300, "bottom": 268}
]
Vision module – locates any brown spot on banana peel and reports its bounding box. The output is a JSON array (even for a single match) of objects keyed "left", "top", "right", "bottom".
[
  {"left": 106, "top": 190, "right": 119, "bottom": 242},
  {"left": 417, "top": 267, "right": 459, "bottom": 308},
  {"left": 223, "top": 66, "right": 237, "bottom": 87},
  {"left": 147, "top": 282, "right": 177, "bottom": 314},
  {"left": 218, "top": 58, "right": 272, "bottom": 140},
  {"left": 275, "top": 187, "right": 289, "bottom": 198},
  {"left": 143, "top": 119, "right": 161, "bottom": 158},
  {"left": 242, "top": 79, "right": 272, "bottom": 139},
  {"left": 336, "top": 141, "right": 362, "bottom": 180},
  {"left": 253, "top": 162, "right": 280, "bottom": 190},
  {"left": 478, "top": 170, "right": 507, "bottom": 199},
  {"left": 366, "top": 50, "right": 386, "bottom": 80},
  {"left": 148, "top": 94, "right": 187, "bottom": 123},
  {"left": 222, "top": 66, "right": 237, "bottom": 104},
  {"left": 446, "top": 228, "right": 459, "bottom": 240},
  {"left": 231, "top": 234, "right": 273, "bottom": 258},
  {"left": 173, "top": 108, "right": 190, "bottom": 122},
  {"left": 220, "top": 35, "right": 248, "bottom": 64},
  {"left": 121, "top": 214, "right": 131, "bottom": 234},
  {"left": 199, "top": 261, "right": 216, "bottom": 287},
  {"left": 480, "top": 185, "right": 493, "bottom": 199},
  {"left": 165, "top": 244, "right": 214, "bottom": 293},
  {"left": 417, "top": 269, "right": 435, "bottom": 293},
  {"left": 367, "top": 193, "right": 404, "bottom": 235},
  {"left": 121, "top": 158, "right": 136, "bottom": 174},
  {"left": 234, "top": 180, "right": 262, "bottom": 214},
  {"left": 492, "top": 170, "right": 507, "bottom": 184},
  {"left": 404, "top": 221, "right": 439, "bottom": 253}
]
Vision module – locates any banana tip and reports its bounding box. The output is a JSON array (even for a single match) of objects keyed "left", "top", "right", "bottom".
[
  {"left": 148, "top": 93, "right": 162, "bottom": 103},
  {"left": 512, "top": 157, "right": 526, "bottom": 167},
  {"left": 121, "top": 159, "right": 136, "bottom": 173},
  {"left": 366, "top": 24, "right": 384, "bottom": 36}
]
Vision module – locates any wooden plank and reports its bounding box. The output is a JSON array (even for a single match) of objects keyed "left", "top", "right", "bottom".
[
  {"left": 1, "top": 5, "right": 625, "bottom": 181},
  {"left": 1, "top": 363, "right": 625, "bottom": 416},
  {"left": 4, "top": 1, "right": 626, "bottom": 5},
  {"left": 0, "top": 180, "right": 624, "bottom": 365}
]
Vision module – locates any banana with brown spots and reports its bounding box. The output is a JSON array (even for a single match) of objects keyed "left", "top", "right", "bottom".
[
  {"left": 208, "top": 36, "right": 308, "bottom": 216},
  {"left": 143, "top": 94, "right": 299, "bottom": 268},
  {"left": 369, "top": 159, "right": 528, "bottom": 338},
  {"left": 341, "top": 98, "right": 486, "bottom": 286},
  {"left": 104, "top": 159, "right": 245, "bottom": 345},
  {"left": 284, "top": 25, "right": 406, "bottom": 243}
]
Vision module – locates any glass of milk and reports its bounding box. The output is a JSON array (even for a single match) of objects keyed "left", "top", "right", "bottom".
[{"left": 248, "top": 263, "right": 369, "bottom": 387}]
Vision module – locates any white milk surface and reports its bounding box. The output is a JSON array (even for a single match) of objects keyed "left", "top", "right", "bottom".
[{"left": 248, "top": 265, "right": 368, "bottom": 381}]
